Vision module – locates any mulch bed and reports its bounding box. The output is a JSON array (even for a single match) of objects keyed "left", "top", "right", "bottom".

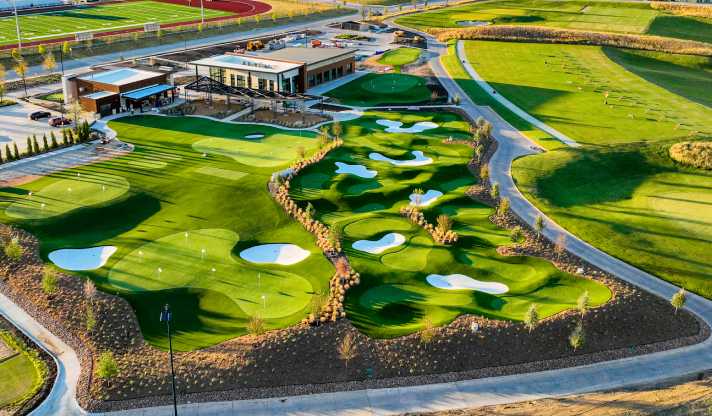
[{"left": 0, "top": 112, "right": 707, "bottom": 412}]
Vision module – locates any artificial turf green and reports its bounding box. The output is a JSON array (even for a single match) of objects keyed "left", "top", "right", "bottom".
[
  {"left": 460, "top": 40, "right": 712, "bottom": 145},
  {"left": 377, "top": 47, "right": 422, "bottom": 72},
  {"left": 0, "top": 116, "right": 333, "bottom": 351},
  {"left": 325, "top": 73, "right": 433, "bottom": 107},
  {"left": 0, "top": 1, "right": 230, "bottom": 46},
  {"left": 0, "top": 352, "right": 39, "bottom": 407},
  {"left": 290, "top": 111, "right": 611, "bottom": 338},
  {"left": 395, "top": 0, "right": 712, "bottom": 43}
]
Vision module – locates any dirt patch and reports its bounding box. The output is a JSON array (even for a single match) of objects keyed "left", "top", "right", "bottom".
[{"left": 241, "top": 109, "right": 330, "bottom": 128}]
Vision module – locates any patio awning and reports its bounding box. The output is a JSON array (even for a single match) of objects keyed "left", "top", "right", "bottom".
[{"left": 122, "top": 84, "right": 174, "bottom": 101}]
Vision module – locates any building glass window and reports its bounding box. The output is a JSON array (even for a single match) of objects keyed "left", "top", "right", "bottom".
[
  {"left": 308, "top": 75, "right": 316, "bottom": 87},
  {"left": 209, "top": 67, "right": 225, "bottom": 84},
  {"left": 258, "top": 78, "right": 266, "bottom": 90},
  {"left": 282, "top": 77, "right": 291, "bottom": 92},
  {"left": 230, "top": 74, "right": 236, "bottom": 87},
  {"left": 236, "top": 75, "right": 246, "bottom": 87},
  {"left": 269, "top": 80, "right": 275, "bottom": 91}
]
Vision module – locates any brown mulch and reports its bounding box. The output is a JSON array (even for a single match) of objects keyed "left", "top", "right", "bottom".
[{"left": 241, "top": 109, "right": 330, "bottom": 128}]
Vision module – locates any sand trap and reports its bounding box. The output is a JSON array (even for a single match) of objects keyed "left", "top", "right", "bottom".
[
  {"left": 49, "top": 246, "right": 117, "bottom": 271},
  {"left": 376, "top": 119, "right": 439, "bottom": 133},
  {"left": 335, "top": 162, "right": 377, "bottom": 178},
  {"left": 239, "top": 244, "right": 310, "bottom": 265},
  {"left": 456, "top": 20, "right": 491, "bottom": 27},
  {"left": 245, "top": 134, "right": 264, "bottom": 139},
  {"left": 369, "top": 150, "right": 433, "bottom": 167},
  {"left": 352, "top": 233, "right": 406, "bottom": 254},
  {"left": 410, "top": 189, "right": 443, "bottom": 207},
  {"left": 426, "top": 274, "right": 509, "bottom": 294}
]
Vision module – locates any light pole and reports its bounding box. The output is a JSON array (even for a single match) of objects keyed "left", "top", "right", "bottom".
[
  {"left": 160, "top": 304, "right": 178, "bottom": 416},
  {"left": 11, "top": 0, "right": 21, "bottom": 50},
  {"left": 199, "top": 0, "right": 205, "bottom": 25}
]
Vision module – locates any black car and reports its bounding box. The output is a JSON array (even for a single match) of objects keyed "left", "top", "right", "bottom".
[{"left": 28, "top": 111, "right": 51, "bottom": 120}]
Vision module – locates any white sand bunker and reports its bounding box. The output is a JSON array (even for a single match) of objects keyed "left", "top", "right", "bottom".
[
  {"left": 410, "top": 189, "right": 443, "bottom": 207},
  {"left": 457, "top": 20, "right": 491, "bottom": 27},
  {"left": 245, "top": 134, "right": 264, "bottom": 139},
  {"left": 376, "top": 119, "right": 439, "bottom": 133},
  {"left": 369, "top": 150, "right": 433, "bottom": 167},
  {"left": 335, "top": 162, "right": 377, "bottom": 178},
  {"left": 353, "top": 233, "right": 406, "bottom": 254},
  {"left": 239, "top": 244, "right": 310, "bottom": 265},
  {"left": 49, "top": 246, "right": 117, "bottom": 271},
  {"left": 427, "top": 274, "right": 509, "bottom": 294}
]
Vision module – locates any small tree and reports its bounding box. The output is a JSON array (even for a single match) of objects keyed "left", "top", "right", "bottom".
[
  {"left": 338, "top": 332, "right": 358, "bottom": 368},
  {"left": 436, "top": 214, "right": 452, "bottom": 233},
  {"left": 510, "top": 226, "right": 522, "bottom": 242},
  {"left": 32, "top": 135, "right": 40, "bottom": 154},
  {"left": 13, "top": 58, "right": 28, "bottom": 98},
  {"left": 490, "top": 182, "right": 499, "bottom": 200},
  {"left": 420, "top": 317, "right": 435, "bottom": 344},
  {"left": 0, "top": 63, "right": 5, "bottom": 103},
  {"left": 4, "top": 144, "right": 12, "bottom": 161},
  {"left": 13, "top": 143, "right": 20, "bottom": 160},
  {"left": 26, "top": 137, "right": 33, "bottom": 156},
  {"left": 497, "top": 197, "right": 510, "bottom": 217},
  {"left": 671, "top": 288, "right": 686, "bottom": 314},
  {"left": 42, "top": 52, "right": 57, "bottom": 75},
  {"left": 331, "top": 121, "right": 342, "bottom": 140},
  {"left": 3, "top": 236, "right": 23, "bottom": 260},
  {"left": 42, "top": 134, "right": 49, "bottom": 152},
  {"left": 524, "top": 304, "right": 539, "bottom": 332},
  {"left": 480, "top": 164, "right": 489, "bottom": 182},
  {"left": 534, "top": 215, "right": 545, "bottom": 239},
  {"left": 50, "top": 132, "right": 58, "bottom": 149},
  {"left": 96, "top": 351, "right": 119, "bottom": 379},
  {"left": 42, "top": 267, "right": 58, "bottom": 294},
  {"left": 569, "top": 321, "right": 585, "bottom": 351},
  {"left": 577, "top": 290, "right": 589, "bottom": 317},
  {"left": 67, "top": 99, "right": 83, "bottom": 126}
]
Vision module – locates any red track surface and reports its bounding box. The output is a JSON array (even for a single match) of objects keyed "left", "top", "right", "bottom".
[{"left": 1, "top": 0, "right": 272, "bottom": 51}]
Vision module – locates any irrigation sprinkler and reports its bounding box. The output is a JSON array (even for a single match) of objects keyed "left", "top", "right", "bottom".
[{"left": 159, "top": 304, "right": 179, "bottom": 416}]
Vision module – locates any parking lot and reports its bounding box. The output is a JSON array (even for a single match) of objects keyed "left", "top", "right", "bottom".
[{"left": 0, "top": 100, "right": 65, "bottom": 154}]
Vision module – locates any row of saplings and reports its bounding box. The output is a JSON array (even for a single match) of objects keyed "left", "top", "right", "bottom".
[
  {"left": 0, "top": 120, "right": 93, "bottom": 164},
  {"left": 268, "top": 122, "right": 361, "bottom": 325}
]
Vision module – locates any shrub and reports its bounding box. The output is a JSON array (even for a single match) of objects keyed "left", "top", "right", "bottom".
[
  {"left": 569, "top": 321, "right": 585, "bottom": 351},
  {"left": 669, "top": 141, "right": 712, "bottom": 170},
  {"left": 420, "top": 318, "right": 436, "bottom": 344},
  {"left": 247, "top": 314, "right": 265, "bottom": 336},
  {"left": 524, "top": 304, "right": 539, "bottom": 332},
  {"left": 497, "top": 197, "right": 510, "bottom": 217},
  {"left": 96, "top": 351, "right": 119, "bottom": 379},
  {"left": 577, "top": 290, "right": 589, "bottom": 316},
  {"left": 3, "top": 236, "right": 23, "bottom": 260},
  {"left": 42, "top": 267, "right": 58, "bottom": 294},
  {"left": 650, "top": 1, "right": 712, "bottom": 19},
  {"left": 338, "top": 332, "right": 358, "bottom": 368},
  {"left": 671, "top": 288, "right": 686, "bottom": 314},
  {"left": 86, "top": 304, "right": 96, "bottom": 332},
  {"left": 490, "top": 182, "right": 499, "bottom": 200},
  {"left": 510, "top": 226, "right": 523, "bottom": 242}
]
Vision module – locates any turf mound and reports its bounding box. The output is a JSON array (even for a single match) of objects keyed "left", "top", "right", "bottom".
[
  {"left": 5, "top": 173, "right": 130, "bottom": 220},
  {"left": 326, "top": 73, "right": 433, "bottom": 107},
  {"left": 669, "top": 141, "right": 712, "bottom": 170},
  {"left": 193, "top": 130, "right": 317, "bottom": 167}
]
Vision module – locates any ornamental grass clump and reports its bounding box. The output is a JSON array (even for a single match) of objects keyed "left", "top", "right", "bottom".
[{"left": 669, "top": 141, "right": 712, "bottom": 170}]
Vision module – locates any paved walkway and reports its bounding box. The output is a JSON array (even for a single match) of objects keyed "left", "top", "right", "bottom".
[
  {"left": 1, "top": 14, "right": 711, "bottom": 416},
  {"left": 454, "top": 41, "right": 579, "bottom": 147}
]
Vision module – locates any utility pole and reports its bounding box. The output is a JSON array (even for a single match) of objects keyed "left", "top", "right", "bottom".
[
  {"left": 160, "top": 304, "right": 178, "bottom": 416},
  {"left": 11, "top": 0, "right": 21, "bottom": 50}
]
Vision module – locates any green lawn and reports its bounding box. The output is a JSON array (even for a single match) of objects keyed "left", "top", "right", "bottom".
[
  {"left": 460, "top": 41, "right": 712, "bottom": 146},
  {"left": 0, "top": 334, "right": 42, "bottom": 409},
  {"left": 326, "top": 73, "right": 433, "bottom": 107},
  {"left": 0, "top": 117, "right": 333, "bottom": 351},
  {"left": 378, "top": 47, "right": 421, "bottom": 71},
  {"left": 39, "top": 92, "right": 64, "bottom": 103},
  {"left": 290, "top": 110, "right": 611, "bottom": 338},
  {"left": 0, "top": 0, "right": 230, "bottom": 45},
  {"left": 395, "top": 0, "right": 712, "bottom": 43}
]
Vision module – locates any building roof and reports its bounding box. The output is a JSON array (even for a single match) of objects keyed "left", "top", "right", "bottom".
[
  {"left": 122, "top": 84, "right": 174, "bottom": 101},
  {"left": 260, "top": 47, "right": 357, "bottom": 66},
  {"left": 78, "top": 68, "right": 164, "bottom": 86},
  {"left": 190, "top": 54, "right": 302, "bottom": 74},
  {"left": 82, "top": 91, "right": 117, "bottom": 100}
]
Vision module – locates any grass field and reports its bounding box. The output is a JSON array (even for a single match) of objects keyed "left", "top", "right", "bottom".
[
  {"left": 377, "top": 47, "right": 421, "bottom": 72},
  {"left": 326, "top": 73, "right": 433, "bottom": 107},
  {"left": 0, "top": 334, "right": 41, "bottom": 409},
  {"left": 461, "top": 41, "right": 712, "bottom": 146},
  {"left": 0, "top": 0, "right": 231, "bottom": 45},
  {"left": 395, "top": 0, "right": 712, "bottom": 44},
  {"left": 0, "top": 117, "right": 333, "bottom": 351},
  {"left": 441, "top": 41, "right": 712, "bottom": 298},
  {"left": 290, "top": 110, "right": 610, "bottom": 337}
]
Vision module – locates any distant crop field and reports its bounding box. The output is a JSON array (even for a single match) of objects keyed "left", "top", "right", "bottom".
[{"left": 0, "top": 0, "right": 232, "bottom": 46}]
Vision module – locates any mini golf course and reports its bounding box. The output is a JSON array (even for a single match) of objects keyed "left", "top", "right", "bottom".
[
  {"left": 395, "top": 0, "right": 712, "bottom": 44},
  {"left": 0, "top": 116, "right": 334, "bottom": 351},
  {"left": 326, "top": 73, "right": 433, "bottom": 107},
  {"left": 289, "top": 110, "right": 611, "bottom": 338}
]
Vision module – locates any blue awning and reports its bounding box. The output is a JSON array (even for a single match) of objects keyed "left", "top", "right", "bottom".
[{"left": 122, "top": 84, "right": 174, "bottom": 101}]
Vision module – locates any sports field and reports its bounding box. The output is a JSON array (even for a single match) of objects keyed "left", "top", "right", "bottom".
[
  {"left": 395, "top": 0, "right": 712, "bottom": 44},
  {"left": 0, "top": 117, "right": 333, "bottom": 351},
  {"left": 0, "top": 0, "right": 231, "bottom": 45},
  {"left": 290, "top": 110, "right": 611, "bottom": 337},
  {"left": 326, "top": 73, "right": 433, "bottom": 107}
]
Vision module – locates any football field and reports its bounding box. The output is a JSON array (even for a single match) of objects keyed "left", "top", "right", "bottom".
[{"left": 0, "top": 0, "right": 232, "bottom": 46}]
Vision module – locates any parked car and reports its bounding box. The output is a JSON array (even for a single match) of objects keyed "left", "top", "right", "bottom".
[
  {"left": 48, "top": 116, "right": 72, "bottom": 127},
  {"left": 28, "top": 111, "right": 51, "bottom": 120}
]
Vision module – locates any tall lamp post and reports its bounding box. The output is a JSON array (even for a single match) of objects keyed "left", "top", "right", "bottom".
[
  {"left": 11, "top": 0, "right": 22, "bottom": 50},
  {"left": 160, "top": 304, "right": 178, "bottom": 416},
  {"left": 199, "top": 0, "right": 205, "bottom": 25}
]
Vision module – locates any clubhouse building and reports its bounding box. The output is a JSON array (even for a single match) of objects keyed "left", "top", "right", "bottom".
[
  {"left": 63, "top": 68, "right": 177, "bottom": 116},
  {"left": 189, "top": 47, "right": 357, "bottom": 94}
]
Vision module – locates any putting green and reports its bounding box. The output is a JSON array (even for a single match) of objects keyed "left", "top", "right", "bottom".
[
  {"left": 378, "top": 47, "right": 421, "bottom": 70},
  {"left": 326, "top": 73, "right": 433, "bottom": 107},
  {"left": 109, "top": 228, "right": 314, "bottom": 320},
  {"left": 291, "top": 110, "right": 611, "bottom": 337},
  {"left": 5, "top": 174, "right": 130, "bottom": 220},
  {"left": 193, "top": 132, "right": 317, "bottom": 167},
  {"left": 194, "top": 166, "right": 249, "bottom": 181}
]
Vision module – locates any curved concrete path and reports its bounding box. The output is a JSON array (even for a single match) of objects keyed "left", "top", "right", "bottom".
[
  {"left": 454, "top": 40, "right": 580, "bottom": 148},
  {"left": 1, "top": 17, "right": 711, "bottom": 416}
]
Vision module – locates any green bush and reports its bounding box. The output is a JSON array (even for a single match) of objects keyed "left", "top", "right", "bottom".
[{"left": 96, "top": 351, "right": 119, "bottom": 379}]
